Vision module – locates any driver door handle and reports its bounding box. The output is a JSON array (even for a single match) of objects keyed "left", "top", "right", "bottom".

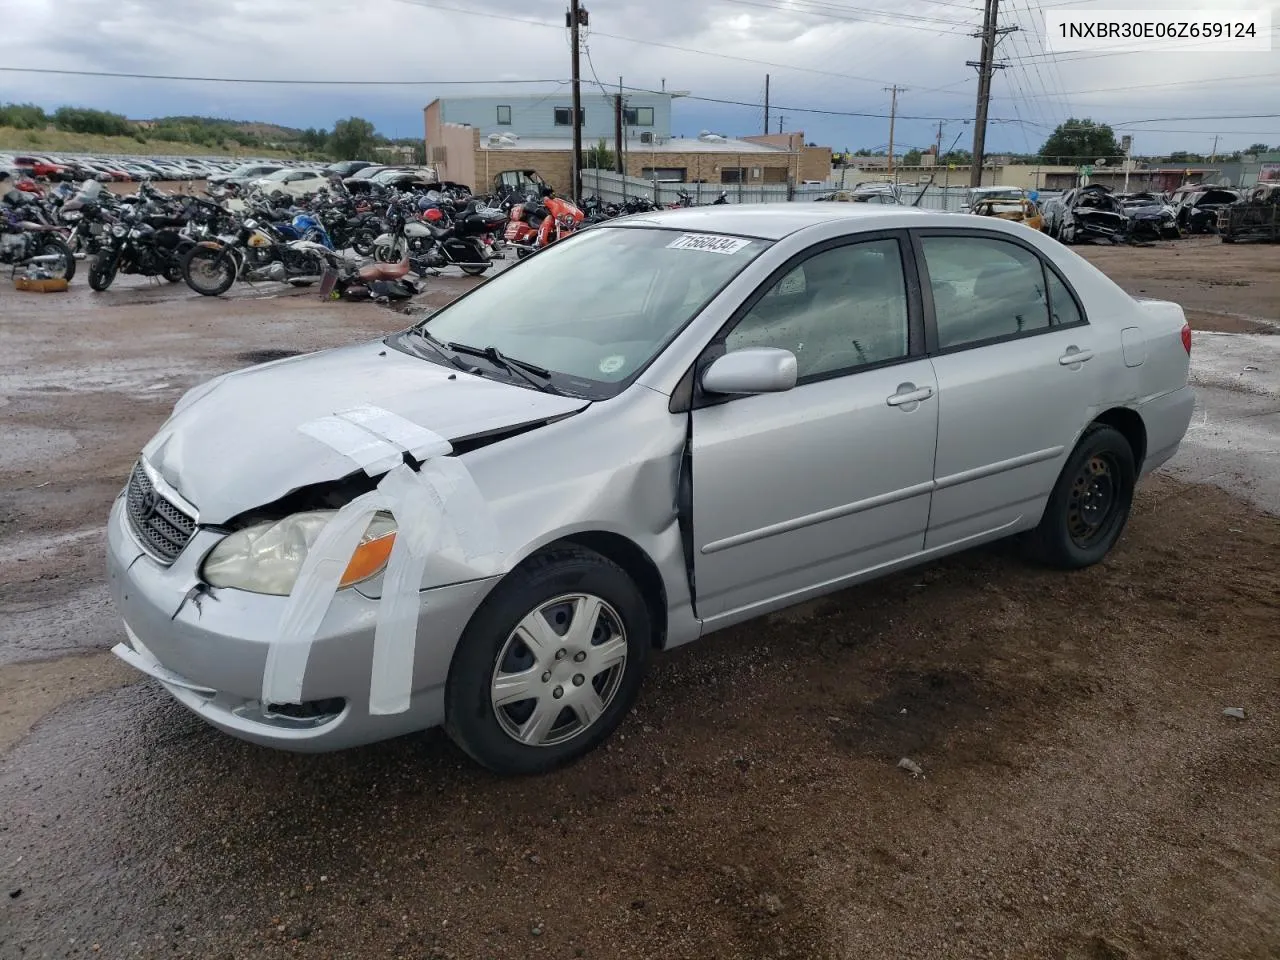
[
  {"left": 886, "top": 385, "right": 934, "bottom": 407},
  {"left": 1059, "top": 348, "right": 1094, "bottom": 365}
]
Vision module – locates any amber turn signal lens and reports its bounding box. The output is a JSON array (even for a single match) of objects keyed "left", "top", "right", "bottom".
[{"left": 339, "top": 532, "right": 397, "bottom": 587}]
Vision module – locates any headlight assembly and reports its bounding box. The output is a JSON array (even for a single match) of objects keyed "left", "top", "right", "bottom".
[{"left": 202, "top": 510, "right": 397, "bottom": 596}]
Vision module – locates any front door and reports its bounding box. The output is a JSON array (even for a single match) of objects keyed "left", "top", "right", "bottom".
[
  {"left": 914, "top": 230, "right": 1106, "bottom": 548},
  {"left": 691, "top": 235, "right": 939, "bottom": 622}
]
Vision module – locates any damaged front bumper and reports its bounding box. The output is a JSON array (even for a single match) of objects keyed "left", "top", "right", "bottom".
[{"left": 106, "top": 491, "right": 499, "bottom": 752}]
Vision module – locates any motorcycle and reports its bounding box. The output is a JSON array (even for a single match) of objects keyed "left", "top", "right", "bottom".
[
  {"left": 2, "top": 188, "right": 76, "bottom": 281},
  {"left": 88, "top": 206, "right": 195, "bottom": 291},
  {"left": 502, "top": 188, "right": 584, "bottom": 258},
  {"left": 373, "top": 197, "right": 499, "bottom": 276},
  {"left": 181, "top": 216, "right": 332, "bottom": 296},
  {"left": 58, "top": 181, "right": 115, "bottom": 260}
]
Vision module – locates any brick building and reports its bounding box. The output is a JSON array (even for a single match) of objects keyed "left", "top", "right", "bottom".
[{"left": 424, "top": 93, "right": 832, "bottom": 195}]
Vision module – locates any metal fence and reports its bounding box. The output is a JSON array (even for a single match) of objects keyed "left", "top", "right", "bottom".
[{"left": 581, "top": 168, "right": 1003, "bottom": 212}]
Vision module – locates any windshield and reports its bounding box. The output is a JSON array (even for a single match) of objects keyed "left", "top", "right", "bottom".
[
  {"left": 351, "top": 167, "right": 384, "bottom": 179},
  {"left": 398, "top": 226, "right": 771, "bottom": 398}
]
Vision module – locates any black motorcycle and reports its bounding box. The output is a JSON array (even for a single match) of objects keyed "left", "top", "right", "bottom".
[
  {"left": 181, "top": 215, "right": 334, "bottom": 296},
  {"left": 373, "top": 197, "right": 501, "bottom": 277},
  {"left": 1, "top": 192, "right": 76, "bottom": 281},
  {"left": 88, "top": 208, "right": 194, "bottom": 291}
]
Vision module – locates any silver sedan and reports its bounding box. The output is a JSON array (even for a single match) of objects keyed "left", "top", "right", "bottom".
[{"left": 107, "top": 205, "right": 1195, "bottom": 774}]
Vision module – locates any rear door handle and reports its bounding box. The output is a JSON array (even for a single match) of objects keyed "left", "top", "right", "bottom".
[
  {"left": 1059, "top": 348, "right": 1094, "bottom": 365},
  {"left": 886, "top": 385, "right": 934, "bottom": 407}
]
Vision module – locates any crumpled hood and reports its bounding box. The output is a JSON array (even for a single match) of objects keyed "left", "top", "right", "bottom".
[{"left": 142, "top": 338, "right": 589, "bottom": 524}]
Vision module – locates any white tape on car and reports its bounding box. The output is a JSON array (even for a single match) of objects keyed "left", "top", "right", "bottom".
[
  {"left": 335, "top": 404, "right": 453, "bottom": 462},
  {"left": 262, "top": 406, "right": 502, "bottom": 716},
  {"left": 261, "top": 491, "right": 384, "bottom": 705},
  {"left": 367, "top": 464, "right": 447, "bottom": 715},
  {"left": 299, "top": 416, "right": 403, "bottom": 475}
]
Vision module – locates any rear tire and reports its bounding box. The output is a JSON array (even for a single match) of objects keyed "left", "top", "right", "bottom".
[
  {"left": 37, "top": 236, "right": 76, "bottom": 282},
  {"left": 445, "top": 546, "right": 651, "bottom": 775},
  {"left": 1027, "top": 424, "right": 1136, "bottom": 570},
  {"left": 351, "top": 228, "right": 377, "bottom": 257},
  {"left": 460, "top": 263, "right": 489, "bottom": 276}
]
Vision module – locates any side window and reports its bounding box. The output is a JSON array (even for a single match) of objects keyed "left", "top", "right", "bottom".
[
  {"left": 725, "top": 239, "right": 909, "bottom": 380},
  {"left": 1046, "top": 269, "right": 1083, "bottom": 326},
  {"left": 920, "top": 235, "right": 1049, "bottom": 349},
  {"left": 496, "top": 105, "right": 512, "bottom": 125}
]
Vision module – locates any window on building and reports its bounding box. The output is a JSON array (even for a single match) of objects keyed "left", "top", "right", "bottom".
[
  {"left": 554, "top": 107, "right": 585, "bottom": 127},
  {"left": 623, "top": 106, "right": 655, "bottom": 126},
  {"left": 496, "top": 105, "right": 512, "bottom": 125},
  {"left": 720, "top": 167, "right": 747, "bottom": 184},
  {"left": 641, "top": 167, "right": 688, "bottom": 182}
]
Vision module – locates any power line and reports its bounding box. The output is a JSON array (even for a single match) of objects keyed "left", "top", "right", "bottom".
[
  {"left": 0, "top": 66, "right": 566, "bottom": 85},
  {"left": 713, "top": 0, "right": 979, "bottom": 33}
]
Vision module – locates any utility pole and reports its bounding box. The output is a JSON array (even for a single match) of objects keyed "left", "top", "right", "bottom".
[
  {"left": 614, "top": 94, "right": 625, "bottom": 175},
  {"left": 884, "top": 85, "right": 904, "bottom": 177},
  {"left": 764, "top": 74, "right": 770, "bottom": 136},
  {"left": 777, "top": 114, "right": 785, "bottom": 135},
  {"left": 966, "top": 0, "right": 1016, "bottom": 187},
  {"left": 935, "top": 121, "right": 944, "bottom": 163},
  {"left": 1209, "top": 134, "right": 1219, "bottom": 164},
  {"left": 568, "top": 0, "right": 586, "bottom": 203}
]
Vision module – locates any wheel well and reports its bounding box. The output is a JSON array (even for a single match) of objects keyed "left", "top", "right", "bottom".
[
  {"left": 557, "top": 532, "right": 669, "bottom": 650},
  {"left": 1093, "top": 407, "right": 1147, "bottom": 468}
]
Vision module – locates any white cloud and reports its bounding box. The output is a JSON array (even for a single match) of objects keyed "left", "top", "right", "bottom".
[{"left": 0, "top": 0, "right": 1276, "bottom": 153}]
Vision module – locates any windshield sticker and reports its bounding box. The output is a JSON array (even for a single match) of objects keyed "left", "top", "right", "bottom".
[
  {"left": 599, "top": 355, "right": 626, "bottom": 375},
  {"left": 666, "top": 233, "right": 752, "bottom": 255}
]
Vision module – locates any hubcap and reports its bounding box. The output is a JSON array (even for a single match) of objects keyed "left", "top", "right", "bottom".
[
  {"left": 490, "top": 593, "right": 627, "bottom": 747},
  {"left": 1066, "top": 454, "right": 1119, "bottom": 547}
]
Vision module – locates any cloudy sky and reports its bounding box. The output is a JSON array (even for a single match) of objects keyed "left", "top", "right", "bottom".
[{"left": 1, "top": 0, "right": 1277, "bottom": 155}]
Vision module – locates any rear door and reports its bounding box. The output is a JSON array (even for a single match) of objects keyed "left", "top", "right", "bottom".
[
  {"left": 690, "top": 232, "right": 939, "bottom": 622},
  {"left": 912, "top": 229, "right": 1107, "bottom": 549}
]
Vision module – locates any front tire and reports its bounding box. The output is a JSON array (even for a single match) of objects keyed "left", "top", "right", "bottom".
[
  {"left": 1027, "top": 424, "right": 1136, "bottom": 569},
  {"left": 459, "top": 263, "right": 489, "bottom": 276},
  {"left": 183, "top": 245, "right": 236, "bottom": 296},
  {"left": 88, "top": 254, "right": 118, "bottom": 291},
  {"left": 445, "top": 546, "right": 651, "bottom": 775}
]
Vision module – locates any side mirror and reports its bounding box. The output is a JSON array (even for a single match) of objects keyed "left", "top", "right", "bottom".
[{"left": 701, "top": 348, "right": 798, "bottom": 396}]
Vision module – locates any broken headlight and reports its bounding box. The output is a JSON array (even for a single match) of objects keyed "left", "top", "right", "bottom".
[{"left": 202, "top": 510, "right": 397, "bottom": 596}]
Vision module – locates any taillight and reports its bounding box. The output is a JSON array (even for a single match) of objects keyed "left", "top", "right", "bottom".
[{"left": 1181, "top": 322, "right": 1192, "bottom": 355}]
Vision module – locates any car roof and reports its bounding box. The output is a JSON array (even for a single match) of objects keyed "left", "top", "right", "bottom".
[{"left": 605, "top": 203, "right": 959, "bottom": 240}]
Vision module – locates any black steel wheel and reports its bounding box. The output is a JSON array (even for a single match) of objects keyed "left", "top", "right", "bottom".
[{"left": 1027, "top": 424, "right": 1136, "bottom": 569}]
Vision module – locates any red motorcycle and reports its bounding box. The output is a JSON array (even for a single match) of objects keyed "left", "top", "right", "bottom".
[{"left": 503, "top": 188, "right": 584, "bottom": 259}]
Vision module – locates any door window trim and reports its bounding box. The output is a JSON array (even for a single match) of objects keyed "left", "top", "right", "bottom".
[
  {"left": 909, "top": 227, "right": 1089, "bottom": 356},
  {"left": 672, "top": 228, "right": 927, "bottom": 412}
]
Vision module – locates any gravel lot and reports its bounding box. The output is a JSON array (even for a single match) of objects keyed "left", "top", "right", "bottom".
[{"left": 1, "top": 236, "right": 1277, "bottom": 960}]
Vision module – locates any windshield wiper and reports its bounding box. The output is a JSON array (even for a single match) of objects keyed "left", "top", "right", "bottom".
[
  {"left": 407, "top": 328, "right": 475, "bottom": 373},
  {"left": 445, "top": 342, "right": 563, "bottom": 395}
]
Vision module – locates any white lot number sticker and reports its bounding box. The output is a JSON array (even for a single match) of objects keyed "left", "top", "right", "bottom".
[{"left": 666, "top": 233, "right": 752, "bottom": 255}]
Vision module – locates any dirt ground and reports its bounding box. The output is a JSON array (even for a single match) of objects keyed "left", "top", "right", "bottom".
[{"left": 0, "top": 236, "right": 1277, "bottom": 960}]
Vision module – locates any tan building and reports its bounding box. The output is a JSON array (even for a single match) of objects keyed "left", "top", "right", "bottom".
[{"left": 425, "top": 98, "right": 832, "bottom": 194}]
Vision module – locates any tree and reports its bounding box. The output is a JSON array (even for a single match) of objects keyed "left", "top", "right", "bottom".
[
  {"left": 584, "top": 137, "right": 614, "bottom": 170},
  {"left": 0, "top": 102, "right": 48, "bottom": 129},
  {"left": 52, "top": 107, "right": 134, "bottom": 137},
  {"left": 940, "top": 148, "right": 972, "bottom": 164},
  {"left": 329, "top": 117, "right": 378, "bottom": 161},
  {"left": 1245, "top": 142, "right": 1271, "bottom": 155},
  {"left": 902, "top": 148, "right": 922, "bottom": 166},
  {"left": 1039, "top": 118, "right": 1121, "bottom": 163}
]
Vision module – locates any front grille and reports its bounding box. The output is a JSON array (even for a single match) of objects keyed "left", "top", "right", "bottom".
[{"left": 126, "top": 461, "right": 196, "bottom": 563}]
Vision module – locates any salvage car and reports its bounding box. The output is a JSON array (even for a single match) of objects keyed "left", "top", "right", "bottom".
[
  {"left": 1042, "top": 184, "right": 1128, "bottom": 244},
  {"left": 107, "top": 205, "right": 1196, "bottom": 775},
  {"left": 1116, "top": 192, "right": 1180, "bottom": 241},
  {"left": 1172, "top": 186, "right": 1241, "bottom": 234},
  {"left": 969, "top": 192, "right": 1043, "bottom": 232}
]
